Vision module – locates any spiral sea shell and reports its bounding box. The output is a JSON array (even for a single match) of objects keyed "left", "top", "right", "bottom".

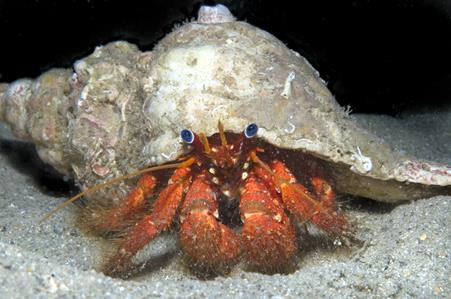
[{"left": 0, "top": 4, "right": 449, "bottom": 203}]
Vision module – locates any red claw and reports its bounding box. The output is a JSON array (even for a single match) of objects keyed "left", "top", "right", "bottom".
[
  {"left": 179, "top": 176, "right": 241, "bottom": 268},
  {"left": 240, "top": 174, "right": 297, "bottom": 270}
]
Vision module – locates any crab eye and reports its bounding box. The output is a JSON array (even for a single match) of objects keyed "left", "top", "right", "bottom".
[
  {"left": 244, "top": 123, "right": 258, "bottom": 138},
  {"left": 181, "top": 129, "right": 195, "bottom": 144}
]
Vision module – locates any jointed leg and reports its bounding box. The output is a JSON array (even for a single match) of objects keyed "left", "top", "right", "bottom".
[
  {"left": 270, "top": 160, "right": 348, "bottom": 236},
  {"left": 103, "top": 167, "right": 191, "bottom": 277},
  {"left": 93, "top": 174, "right": 157, "bottom": 233}
]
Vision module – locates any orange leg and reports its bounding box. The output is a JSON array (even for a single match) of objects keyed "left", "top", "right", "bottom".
[
  {"left": 308, "top": 176, "right": 347, "bottom": 235},
  {"left": 103, "top": 167, "right": 191, "bottom": 277},
  {"left": 179, "top": 175, "right": 240, "bottom": 269},
  {"left": 270, "top": 160, "right": 348, "bottom": 236},
  {"left": 311, "top": 177, "right": 334, "bottom": 209},
  {"left": 240, "top": 173, "right": 297, "bottom": 271},
  {"left": 93, "top": 174, "right": 157, "bottom": 232}
]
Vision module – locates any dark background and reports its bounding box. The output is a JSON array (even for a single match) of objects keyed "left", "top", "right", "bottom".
[{"left": 0, "top": 0, "right": 450, "bottom": 115}]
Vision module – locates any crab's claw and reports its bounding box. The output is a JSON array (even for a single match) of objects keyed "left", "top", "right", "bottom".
[
  {"left": 239, "top": 173, "right": 297, "bottom": 271},
  {"left": 179, "top": 175, "right": 241, "bottom": 271}
]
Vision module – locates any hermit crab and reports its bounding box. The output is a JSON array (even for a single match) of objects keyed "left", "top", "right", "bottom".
[
  {"left": 0, "top": 4, "right": 450, "bottom": 278},
  {"left": 91, "top": 121, "right": 349, "bottom": 277}
]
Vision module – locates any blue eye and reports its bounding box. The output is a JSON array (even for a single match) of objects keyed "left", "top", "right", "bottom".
[
  {"left": 244, "top": 123, "right": 258, "bottom": 138},
  {"left": 181, "top": 129, "right": 194, "bottom": 143}
]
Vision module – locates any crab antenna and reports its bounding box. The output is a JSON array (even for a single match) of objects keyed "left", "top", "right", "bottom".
[
  {"left": 199, "top": 133, "right": 211, "bottom": 153},
  {"left": 218, "top": 120, "right": 227, "bottom": 145},
  {"left": 250, "top": 151, "right": 274, "bottom": 176},
  {"left": 38, "top": 161, "right": 184, "bottom": 224},
  {"left": 218, "top": 120, "right": 228, "bottom": 146}
]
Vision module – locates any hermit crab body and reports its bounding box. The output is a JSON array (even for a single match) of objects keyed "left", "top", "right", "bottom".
[{"left": 97, "top": 122, "right": 348, "bottom": 277}]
